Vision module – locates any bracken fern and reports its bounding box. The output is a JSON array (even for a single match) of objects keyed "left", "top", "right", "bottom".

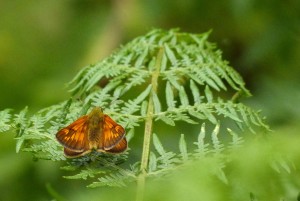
[{"left": 0, "top": 29, "right": 269, "bottom": 200}]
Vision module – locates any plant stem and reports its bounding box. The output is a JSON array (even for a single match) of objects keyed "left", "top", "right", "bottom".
[{"left": 135, "top": 47, "right": 164, "bottom": 201}]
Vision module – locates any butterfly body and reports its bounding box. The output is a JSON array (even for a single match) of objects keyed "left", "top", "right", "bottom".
[
  {"left": 87, "top": 108, "right": 103, "bottom": 147},
  {"left": 56, "top": 107, "right": 127, "bottom": 158}
]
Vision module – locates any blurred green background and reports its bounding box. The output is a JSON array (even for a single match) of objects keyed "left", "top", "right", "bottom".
[{"left": 0, "top": 1, "right": 299, "bottom": 200}]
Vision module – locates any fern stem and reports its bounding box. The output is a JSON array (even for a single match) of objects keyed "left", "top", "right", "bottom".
[{"left": 136, "top": 47, "right": 164, "bottom": 201}]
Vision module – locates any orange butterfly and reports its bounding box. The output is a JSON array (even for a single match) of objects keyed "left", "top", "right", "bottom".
[{"left": 56, "top": 107, "right": 127, "bottom": 158}]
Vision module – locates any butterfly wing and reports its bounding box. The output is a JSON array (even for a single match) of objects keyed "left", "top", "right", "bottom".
[
  {"left": 56, "top": 116, "right": 89, "bottom": 153},
  {"left": 106, "top": 138, "right": 127, "bottom": 153},
  {"left": 99, "top": 114, "right": 126, "bottom": 151},
  {"left": 63, "top": 147, "right": 92, "bottom": 158}
]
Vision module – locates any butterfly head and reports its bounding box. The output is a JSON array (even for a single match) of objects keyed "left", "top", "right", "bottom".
[{"left": 89, "top": 107, "right": 103, "bottom": 117}]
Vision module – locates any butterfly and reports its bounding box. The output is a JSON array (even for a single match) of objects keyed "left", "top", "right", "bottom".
[{"left": 56, "top": 107, "right": 127, "bottom": 158}]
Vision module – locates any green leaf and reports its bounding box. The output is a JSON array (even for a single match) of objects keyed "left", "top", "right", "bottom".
[
  {"left": 164, "top": 44, "right": 177, "bottom": 67},
  {"left": 149, "top": 152, "right": 157, "bottom": 172},
  {"left": 204, "top": 66, "right": 226, "bottom": 90},
  {"left": 153, "top": 133, "right": 165, "bottom": 156},
  {"left": 179, "top": 134, "right": 188, "bottom": 161},
  {"left": 135, "top": 46, "right": 149, "bottom": 68},
  {"left": 152, "top": 91, "right": 161, "bottom": 114},
  {"left": 211, "top": 123, "right": 223, "bottom": 154},
  {"left": 166, "top": 82, "right": 176, "bottom": 109},
  {"left": 64, "top": 169, "right": 103, "bottom": 180},
  {"left": 140, "top": 100, "right": 148, "bottom": 116},
  {"left": 135, "top": 84, "right": 152, "bottom": 103},
  {"left": 157, "top": 115, "right": 175, "bottom": 126},
  {"left": 204, "top": 86, "right": 213, "bottom": 103},
  {"left": 190, "top": 80, "right": 202, "bottom": 104},
  {"left": 0, "top": 109, "right": 12, "bottom": 132},
  {"left": 179, "top": 86, "right": 189, "bottom": 106},
  {"left": 194, "top": 123, "right": 210, "bottom": 158}
]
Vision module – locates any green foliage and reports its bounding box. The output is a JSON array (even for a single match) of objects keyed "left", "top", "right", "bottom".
[
  {"left": 0, "top": 109, "right": 12, "bottom": 132},
  {"left": 143, "top": 134, "right": 300, "bottom": 201},
  {"left": 0, "top": 29, "right": 272, "bottom": 199}
]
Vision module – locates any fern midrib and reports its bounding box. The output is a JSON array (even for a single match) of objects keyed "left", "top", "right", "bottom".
[{"left": 136, "top": 47, "right": 164, "bottom": 201}]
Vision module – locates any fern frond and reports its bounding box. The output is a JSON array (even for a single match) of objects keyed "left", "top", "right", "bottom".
[
  {"left": 1, "top": 29, "right": 270, "bottom": 190},
  {"left": 121, "top": 84, "right": 152, "bottom": 115},
  {"left": 13, "top": 106, "right": 29, "bottom": 137},
  {"left": 165, "top": 81, "right": 176, "bottom": 110},
  {"left": 88, "top": 171, "right": 132, "bottom": 188},
  {"left": 228, "top": 128, "right": 244, "bottom": 149},
  {"left": 178, "top": 86, "right": 189, "bottom": 106},
  {"left": 64, "top": 168, "right": 105, "bottom": 180},
  {"left": 179, "top": 134, "right": 188, "bottom": 161},
  {"left": 152, "top": 134, "right": 179, "bottom": 170},
  {"left": 147, "top": 123, "right": 242, "bottom": 184},
  {"left": 148, "top": 152, "right": 158, "bottom": 173},
  {"left": 0, "top": 109, "right": 12, "bottom": 132},
  {"left": 211, "top": 123, "right": 224, "bottom": 155}
]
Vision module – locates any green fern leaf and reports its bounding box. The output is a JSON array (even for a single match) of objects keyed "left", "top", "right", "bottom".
[
  {"left": 166, "top": 81, "right": 176, "bottom": 109},
  {"left": 194, "top": 123, "right": 210, "bottom": 157},
  {"left": 148, "top": 152, "right": 157, "bottom": 172},
  {"left": 179, "top": 134, "right": 188, "bottom": 161},
  {"left": 0, "top": 109, "right": 12, "bottom": 132},
  {"left": 1, "top": 29, "right": 270, "bottom": 190}
]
